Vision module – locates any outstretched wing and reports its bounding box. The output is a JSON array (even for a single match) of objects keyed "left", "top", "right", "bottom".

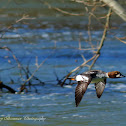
[
  {"left": 75, "top": 77, "right": 91, "bottom": 107},
  {"left": 95, "top": 79, "right": 106, "bottom": 98}
]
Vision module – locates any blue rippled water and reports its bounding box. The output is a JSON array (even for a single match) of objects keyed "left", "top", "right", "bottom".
[{"left": 0, "top": 1, "right": 126, "bottom": 126}]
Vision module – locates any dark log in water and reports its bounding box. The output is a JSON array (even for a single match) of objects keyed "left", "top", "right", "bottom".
[{"left": 0, "top": 81, "right": 16, "bottom": 93}]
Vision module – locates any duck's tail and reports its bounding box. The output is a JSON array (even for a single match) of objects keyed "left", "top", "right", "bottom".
[{"left": 67, "top": 76, "right": 76, "bottom": 81}]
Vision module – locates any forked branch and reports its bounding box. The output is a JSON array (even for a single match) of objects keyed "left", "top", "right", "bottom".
[{"left": 60, "top": 8, "right": 112, "bottom": 87}]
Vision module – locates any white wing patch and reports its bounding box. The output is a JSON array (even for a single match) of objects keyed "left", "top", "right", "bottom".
[{"left": 75, "top": 75, "right": 89, "bottom": 82}]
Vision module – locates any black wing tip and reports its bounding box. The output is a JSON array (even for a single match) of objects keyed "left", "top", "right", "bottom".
[
  {"left": 97, "top": 95, "right": 101, "bottom": 98},
  {"left": 75, "top": 97, "right": 80, "bottom": 107},
  {"left": 75, "top": 102, "right": 79, "bottom": 107},
  {"left": 97, "top": 94, "right": 102, "bottom": 98}
]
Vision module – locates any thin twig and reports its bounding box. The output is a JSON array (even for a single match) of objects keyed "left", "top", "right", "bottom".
[
  {"left": 0, "top": 15, "right": 35, "bottom": 39},
  {"left": 54, "top": 7, "right": 84, "bottom": 16},
  {"left": 23, "top": 57, "right": 48, "bottom": 85},
  {"left": 89, "top": 8, "right": 112, "bottom": 70},
  {"left": 60, "top": 8, "right": 112, "bottom": 87},
  {"left": 115, "top": 36, "right": 126, "bottom": 44},
  {"left": 60, "top": 54, "right": 96, "bottom": 87},
  {"left": 0, "top": 46, "right": 26, "bottom": 81},
  {"left": 42, "top": 1, "right": 84, "bottom": 16}
]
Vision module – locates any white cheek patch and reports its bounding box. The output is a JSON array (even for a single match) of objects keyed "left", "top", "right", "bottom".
[
  {"left": 116, "top": 74, "right": 120, "bottom": 78},
  {"left": 75, "top": 75, "right": 89, "bottom": 82}
]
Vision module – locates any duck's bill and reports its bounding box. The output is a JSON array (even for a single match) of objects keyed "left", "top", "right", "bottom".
[
  {"left": 121, "top": 75, "right": 125, "bottom": 78},
  {"left": 120, "top": 74, "right": 125, "bottom": 78}
]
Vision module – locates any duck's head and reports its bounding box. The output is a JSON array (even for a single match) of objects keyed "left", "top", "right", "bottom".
[{"left": 108, "top": 71, "right": 125, "bottom": 78}]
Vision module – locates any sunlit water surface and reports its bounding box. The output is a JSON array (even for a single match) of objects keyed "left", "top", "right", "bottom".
[{"left": 0, "top": 1, "right": 126, "bottom": 126}]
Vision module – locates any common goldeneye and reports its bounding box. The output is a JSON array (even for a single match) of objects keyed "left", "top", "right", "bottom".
[{"left": 68, "top": 70, "right": 125, "bottom": 107}]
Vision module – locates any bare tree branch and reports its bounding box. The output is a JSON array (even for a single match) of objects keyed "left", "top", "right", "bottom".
[
  {"left": 0, "top": 15, "right": 35, "bottom": 39},
  {"left": 115, "top": 36, "right": 126, "bottom": 44},
  {"left": 0, "top": 81, "right": 16, "bottom": 93},
  {"left": 23, "top": 57, "right": 48, "bottom": 85},
  {"left": 102, "top": 0, "right": 126, "bottom": 21},
  {"left": 60, "top": 54, "right": 96, "bottom": 87},
  {"left": 42, "top": 1, "right": 84, "bottom": 16},
  {"left": 60, "top": 8, "right": 112, "bottom": 87}
]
